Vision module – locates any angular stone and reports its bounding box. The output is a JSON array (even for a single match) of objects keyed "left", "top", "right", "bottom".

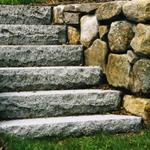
[
  {"left": 131, "top": 24, "right": 150, "bottom": 55},
  {"left": 132, "top": 59, "right": 150, "bottom": 94},
  {"left": 0, "top": 67, "right": 102, "bottom": 92},
  {"left": 53, "top": 5, "right": 65, "bottom": 24},
  {"left": 123, "top": 0, "right": 150, "bottom": 22},
  {"left": 127, "top": 50, "right": 139, "bottom": 65},
  {"left": 64, "top": 12, "right": 79, "bottom": 24},
  {"left": 80, "top": 15, "right": 98, "bottom": 47},
  {"left": 106, "top": 54, "right": 131, "bottom": 89},
  {"left": 68, "top": 26, "right": 80, "bottom": 45},
  {"left": 96, "top": 1, "right": 125, "bottom": 21},
  {"left": 85, "top": 39, "right": 108, "bottom": 73},
  {"left": 0, "top": 90, "right": 121, "bottom": 119},
  {"left": 0, "top": 115, "right": 142, "bottom": 138},
  {"left": 0, "top": 45, "right": 83, "bottom": 67},
  {"left": 0, "top": 5, "right": 52, "bottom": 25},
  {"left": 99, "top": 25, "right": 109, "bottom": 40},
  {"left": 123, "top": 95, "right": 150, "bottom": 120},
  {"left": 0, "top": 25, "right": 66, "bottom": 45},
  {"left": 108, "top": 21, "right": 134, "bottom": 53}
]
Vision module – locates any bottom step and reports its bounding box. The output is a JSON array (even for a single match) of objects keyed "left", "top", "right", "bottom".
[{"left": 0, "top": 115, "right": 142, "bottom": 138}]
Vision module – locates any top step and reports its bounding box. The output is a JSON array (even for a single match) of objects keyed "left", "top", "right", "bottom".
[{"left": 0, "top": 5, "right": 52, "bottom": 25}]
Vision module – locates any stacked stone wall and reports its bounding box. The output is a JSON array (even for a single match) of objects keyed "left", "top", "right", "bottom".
[{"left": 53, "top": 0, "right": 150, "bottom": 124}]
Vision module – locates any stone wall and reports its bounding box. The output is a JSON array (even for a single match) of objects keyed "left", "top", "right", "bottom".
[{"left": 52, "top": 0, "right": 150, "bottom": 124}]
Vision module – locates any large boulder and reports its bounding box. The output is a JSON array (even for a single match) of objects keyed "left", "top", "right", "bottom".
[
  {"left": 108, "top": 21, "right": 134, "bottom": 53},
  {"left": 80, "top": 15, "right": 99, "bottom": 47},
  {"left": 123, "top": 0, "right": 150, "bottom": 22},
  {"left": 123, "top": 95, "right": 150, "bottom": 121},
  {"left": 106, "top": 54, "right": 131, "bottom": 89},
  {"left": 84, "top": 39, "right": 108, "bottom": 73},
  {"left": 96, "top": 1, "right": 125, "bottom": 21},
  {"left": 131, "top": 59, "right": 150, "bottom": 94},
  {"left": 131, "top": 24, "right": 150, "bottom": 55}
]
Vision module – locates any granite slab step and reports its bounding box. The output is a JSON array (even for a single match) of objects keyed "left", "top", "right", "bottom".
[
  {"left": 0, "top": 89, "right": 121, "bottom": 119},
  {"left": 0, "top": 45, "right": 83, "bottom": 67},
  {"left": 0, "top": 115, "right": 142, "bottom": 138},
  {"left": 0, "top": 5, "right": 52, "bottom": 25},
  {"left": 0, "top": 66, "right": 102, "bottom": 92},
  {"left": 0, "top": 25, "right": 66, "bottom": 45}
]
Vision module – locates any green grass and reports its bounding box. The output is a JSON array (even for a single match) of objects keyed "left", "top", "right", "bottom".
[
  {"left": 1, "top": 131, "right": 150, "bottom": 150},
  {"left": 0, "top": 0, "right": 47, "bottom": 4}
]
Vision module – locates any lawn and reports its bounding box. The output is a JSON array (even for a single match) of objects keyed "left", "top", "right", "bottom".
[
  {"left": 0, "top": 130, "right": 150, "bottom": 150},
  {"left": 0, "top": 0, "right": 115, "bottom": 5}
]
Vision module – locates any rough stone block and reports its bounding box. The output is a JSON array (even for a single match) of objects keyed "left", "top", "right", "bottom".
[
  {"left": 0, "top": 5, "right": 52, "bottom": 25},
  {"left": 131, "top": 24, "right": 150, "bottom": 56},
  {"left": 106, "top": 54, "right": 131, "bottom": 89},
  {"left": 123, "top": 0, "right": 150, "bottom": 22},
  {"left": 108, "top": 21, "right": 134, "bottom": 53},
  {"left": 0, "top": 67, "right": 102, "bottom": 92},
  {"left": 0, "top": 25, "right": 66, "bottom": 45},
  {"left": 0, "top": 115, "right": 142, "bottom": 138},
  {"left": 0, "top": 45, "right": 83, "bottom": 67},
  {"left": 123, "top": 95, "right": 150, "bottom": 121},
  {"left": 0, "top": 90, "right": 121, "bottom": 119}
]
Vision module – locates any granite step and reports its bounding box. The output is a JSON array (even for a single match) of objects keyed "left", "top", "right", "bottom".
[
  {"left": 0, "top": 5, "right": 52, "bottom": 25},
  {"left": 0, "top": 89, "right": 121, "bottom": 119},
  {"left": 0, "top": 45, "right": 83, "bottom": 67},
  {"left": 0, "top": 115, "right": 142, "bottom": 138},
  {"left": 0, "top": 66, "right": 102, "bottom": 92},
  {"left": 0, "top": 25, "right": 66, "bottom": 45}
]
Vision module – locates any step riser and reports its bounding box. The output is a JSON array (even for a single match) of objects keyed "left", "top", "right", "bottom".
[
  {"left": 0, "top": 67, "right": 102, "bottom": 92},
  {"left": 0, "top": 90, "right": 121, "bottom": 119},
  {"left": 0, "top": 25, "right": 66, "bottom": 45},
  {"left": 0, "top": 45, "right": 83, "bottom": 67},
  {"left": 0, "top": 115, "right": 142, "bottom": 138},
  {"left": 0, "top": 6, "right": 52, "bottom": 25}
]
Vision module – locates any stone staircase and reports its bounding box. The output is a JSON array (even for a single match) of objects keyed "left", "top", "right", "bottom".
[{"left": 0, "top": 5, "right": 142, "bottom": 138}]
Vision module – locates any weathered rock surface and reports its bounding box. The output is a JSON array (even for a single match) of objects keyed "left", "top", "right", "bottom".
[
  {"left": 0, "top": 25, "right": 66, "bottom": 45},
  {"left": 64, "top": 12, "right": 79, "bottom": 24},
  {"left": 85, "top": 39, "right": 108, "bottom": 73},
  {"left": 106, "top": 54, "right": 131, "bottom": 89},
  {"left": 99, "top": 25, "right": 109, "bottom": 40},
  {"left": 131, "top": 24, "right": 150, "bottom": 56},
  {"left": 127, "top": 50, "right": 139, "bottom": 65},
  {"left": 123, "top": 0, "right": 150, "bottom": 22},
  {"left": 80, "top": 15, "right": 98, "bottom": 47},
  {"left": 0, "top": 45, "right": 83, "bottom": 67},
  {"left": 108, "top": 21, "right": 134, "bottom": 53},
  {"left": 0, "top": 90, "right": 121, "bottom": 119},
  {"left": 64, "top": 3, "right": 103, "bottom": 13},
  {"left": 131, "top": 59, "right": 150, "bottom": 94},
  {"left": 0, "top": 115, "right": 142, "bottom": 138},
  {"left": 96, "top": 1, "right": 125, "bottom": 21},
  {"left": 123, "top": 95, "right": 150, "bottom": 120},
  {"left": 53, "top": 5, "right": 65, "bottom": 24},
  {"left": 0, "top": 5, "right": 52, "bottom": 25},
  {"left": 68, "top": 26, "right": 80, "bottom": 44},
  {"left": 0, "top": 67, "right": 102, "bottom": 92}
]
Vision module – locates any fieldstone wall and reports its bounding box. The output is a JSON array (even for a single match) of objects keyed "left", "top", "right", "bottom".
[{"left": 52, "top": 0, "right": 150, "bottom": 124}]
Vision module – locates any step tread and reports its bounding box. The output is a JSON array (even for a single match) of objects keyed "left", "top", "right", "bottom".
[
  {"left": 0, "top": 45, "right": 83, "bottom": 67},
  {"left": 0, "top": 66, "right": 102, "bottom": 92},
  {"left": 0, "top": 5, "right": 52, "bottom": 25},
  {"left": 0, "top": 89, "right": 121, "bottom": 119},
  {"left": 0, "top": 115, "right": 142, "bottom": 138},
  {"left": 0, "top": 25, "right": 66, "bottom": 45}
]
